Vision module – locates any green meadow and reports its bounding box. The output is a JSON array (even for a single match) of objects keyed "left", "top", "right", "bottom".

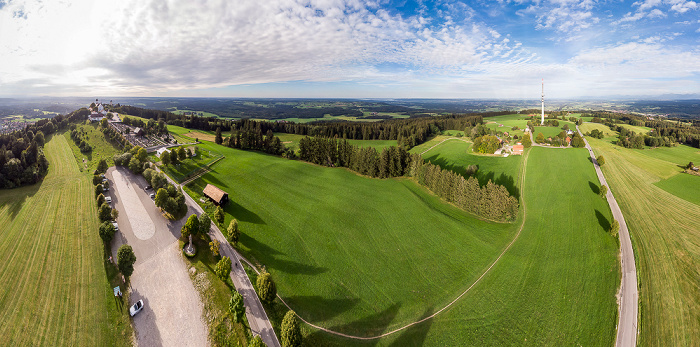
[
  {"left": 411, "top": 138, "right": 522, "bottom": 196},
  {"left": 183, "top": 140, "right": 520, "bottom": 339},
  {"left": 368, "top": 146, "right": 620, "bottom": 346},
  {"left": 64, "top": 123, "right": 122, "bottom": 173},
  {"left": 0, "top": 135, "right": 131, "bottom": 346},
  {"left": 653, "top": 173, "right": 700, "bottom": 206},
  {"left": 274, "top": 132, "right": 396, "bottom": 152}
]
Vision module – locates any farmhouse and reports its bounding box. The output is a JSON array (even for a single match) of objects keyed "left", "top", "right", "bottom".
[
  {"left": 512, "top": 144, "right": 524, "bottom": 155},
  {"left": 203, "top": 184, "right": 229, "bottom": 205},
  {"left": 88, "top": 113, "right": 104, "bottom": 122}
]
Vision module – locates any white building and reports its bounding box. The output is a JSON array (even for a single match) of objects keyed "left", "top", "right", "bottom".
[{"left": 156, "top": 147, "right": 171, "bottom": 157}]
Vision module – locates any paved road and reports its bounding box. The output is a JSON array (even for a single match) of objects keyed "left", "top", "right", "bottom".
[
  {"left": 156, "top": 166, "right": 281, "bottom": 347},
  {"left": 106, "top": 167, "right": 208, "bottom": 347},
  {"left": 576, "top": 126, "right": 638, "bottom": 347}
]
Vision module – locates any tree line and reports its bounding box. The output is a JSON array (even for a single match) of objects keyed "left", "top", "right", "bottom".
[
  {"left": 69, "top": 126, "right": 93, "bottom": 153},
  {"left": 408, "top": 153, "right": 519, "bottom": 222}
]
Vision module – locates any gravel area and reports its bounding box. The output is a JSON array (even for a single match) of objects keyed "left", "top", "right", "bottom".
[
  {"left": 130, "top": 242, "right": 208, "bottom": 347},
  {"left": 112, "top": 170, "right": 155, "bottom": 240}
]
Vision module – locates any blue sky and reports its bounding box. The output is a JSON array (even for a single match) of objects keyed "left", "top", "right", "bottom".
[{"left": 0, "top": 0, "right": 698, "bottom": 98}]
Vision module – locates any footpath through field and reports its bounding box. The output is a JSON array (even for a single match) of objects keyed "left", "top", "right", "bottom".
[
  {"left": 577, "top": 125, "right": 638, "bottom": 347},
  {"left": 157, "top": 167, "right": 281, "bottom": 347},
  {"left": 253, "top": 148, "right": 532, "bottom": 340}
]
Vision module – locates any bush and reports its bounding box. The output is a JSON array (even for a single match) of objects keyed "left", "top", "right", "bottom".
[
  {"left": 99, "top": 221, "right": 116, "bottom": 244},
  {"left": 94, "top": 184, "right": 103, "bottom": 197},
  {"left": 257, "top": 271, "right": 277, "bottom": 304},
  {"left": 96, "top": 193, "right": 105, "bottom": 208},
  {"left": 249, "top": 336, "right": 265, "bottom": 347},
  {"left": 215, "top": 256, "right": 232, "bottom": 280},
  {"left": 281, "top": 310, "right": 302, "bottom": 347},
  {"left": 597, "top": 155, "right": 605, "bottom": 166},
  {"left": 599, "top": 185, "right": 608, "bottom": 199},
  {"left": 209, "top": 239, "right": 220, "bottom": 257},
  {"left": 117, "top": 245, "right": 137, "bottom": 278},
  {"left": 228, "top": 219, "right": 240, "bottom": 245},
  {"left": 610, "top": 219, "right": 620, "bottom": 238},
  {"left": 229, "top": 290, "right": 245, "bottom": 323},
  {"left": 215, "top": 206, "right": 225, "bottom": 225}
]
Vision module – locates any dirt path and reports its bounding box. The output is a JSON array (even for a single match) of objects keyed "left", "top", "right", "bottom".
[
  {"left": 577, "top": 125, "right": 638, "bottom": 347},
  {"left": 263, "top": 149, "right": 532, "bottom": 340}
]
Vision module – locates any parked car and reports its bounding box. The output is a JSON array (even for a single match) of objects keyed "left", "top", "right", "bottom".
[
  {"left": 144, "top": 185, "right": 152, "bottom": 191},
  {"left": 103, "top": 187, "right": 109, "bottom": 192},
  {"left": 105, "top": 196, "right": 112, "bottom": 203},
  {"left": 129, "top": 300, "right": 144, "bottom": 316},
  {"left": 149, "top": 193, "right": 155, "bottom": 199},
  {"left": 112, "top": 221, "right": 119, "bottom": 231}
]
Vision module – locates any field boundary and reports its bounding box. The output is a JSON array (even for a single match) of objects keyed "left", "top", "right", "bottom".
[{"left": 244, "top": 149, "right": 532, "bottom": 340}]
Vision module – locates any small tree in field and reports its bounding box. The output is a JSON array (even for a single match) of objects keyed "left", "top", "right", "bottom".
[
  {"left": 228, "top": 219, "right": 240, "bottom": 245},
  {"left": 597, "top": 155, "right": 606, "bottom": 166},
  {"left": 215, "top": 256, "right": 232, "bottom": 280},
  {"left": 209, "top": 239, "right": 220, "bottom": 257},
  {"left": 610, "top": 219, "right": 620, "bottom": 238},
  {"left": 281, "top": 310, "right": 302, "bottom": 347},
  {"left": 536, "top": 132, "right": 545, "bottom": 143},
  {"left": 257, "top": 270, "right": 277, "bottom": 304},
  {"left": 687, "top": 161, "right": 695, "bottom": 169},
  {"left": 215, "top": 206, "right": 224, "bottom": 225},
  {"left": 117, "top": 245, "right": 137, "bottom": 278},
  {"left": 599, "top": 185, "right": 608, "bottom": 199},
  {"left": 229, "top": 290, "right": 245, "bottom": 323}
]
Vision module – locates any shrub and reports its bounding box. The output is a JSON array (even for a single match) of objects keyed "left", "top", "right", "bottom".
[
  {"left": 229, "top": 290, "right": 245, "bottom": 323},
  {"left": 209, "top": 239, "right": 220, "bottom": 257},
  {"left": 227, "top": 219, "right": 240, "bottom": 245},
  {"left": 610, "top": 219, "right": 620, "bottom": 238},
  {"left": 249, "top": 336, "right": 265, "bottom": 347},
  {"left": 215, "top": 256, "right": 232, "bottom": 280},
  {"left": 281, "top": 310, "right": 302, "bottom": 347},
  {"left": 98, "top": 202, "right": 112, "bottom": 221},
  {"left": 96, "top": 193, "right": 105, "bottom": 207},
  {"left": 597, "top": 155, "right": 606, "bottom": 166},
  {"left": 599, "top": 185, "right": 608, "bottom": 199},
  {"left": 257, "top": 271, "right": 277, "bottom": 304},
  {"left": 215, "top": 206, "right": 225, "bottom": 225},
  {"left": 94, "top": 184, "right": 103, "bottom": 197}
]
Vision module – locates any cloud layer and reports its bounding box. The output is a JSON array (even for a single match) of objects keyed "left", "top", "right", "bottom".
[{"left": 0, "top": 0, "right": 698, "bottom": 98}]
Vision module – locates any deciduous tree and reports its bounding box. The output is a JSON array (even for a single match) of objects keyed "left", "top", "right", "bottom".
[
  {"left": 597, "top": 155, "right": 605, "bottom": 166},
  {"left": 249, "top": 336, "right": 265, "bottom": 347},
  {"left": 209, "top": 239, "right": 220, "bottom": 257},
  {"left": 96, "top": 158, "right": 108, "bottom": 173},
  {"left": 198, "top": 213, "right": 211, "bottom": 236},
  {"left": 117, "top": 245, "right": 136, "bottom": 278},
  {"left": 610, "top": 219, "right": 620, "bottom": 238},
  {"left": 98, "top": 202, "right": 112, "bottom": 221},
  {"left": 99, "top": 221, "right": 116, "bottom": 244},
  {"left": 181, "top": 214, "right": 199, "bottom": 240},
  {"left": 215, "top": 206, "right": 225, "bottom": 225},
  {"left": 600, "top": 185, "right": 608, "bottom": 199}
]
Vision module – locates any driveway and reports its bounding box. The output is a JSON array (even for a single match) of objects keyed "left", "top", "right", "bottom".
[{"left": 106, "top": 167, "right": 208, "bottom": 347}]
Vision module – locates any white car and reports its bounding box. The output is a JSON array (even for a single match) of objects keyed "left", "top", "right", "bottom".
[
  {"left": 105, "top": 196, "right": 112, "bottom": 203},
  {"left": 129, "top": 300, "right": 144, "bottom": 316},
  {"left": 112, "top": 221, "right": 119, "bottom": 231}
]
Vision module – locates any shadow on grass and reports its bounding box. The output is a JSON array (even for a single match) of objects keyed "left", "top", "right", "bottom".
[
  {"left": 283, "top": 295, "right": 360, "bottom": 323},
  {"left": 589, "top": 181, "right": 600, "bottom": 195},
  {"left": 389, "top": 306, "right": 435, "bottom": 347},
  {"left": 595, "top": 209, "right": 610, "bottom": 232},
  {"left": 241, "top": 233, "right": 327, "bottom": 275},
  {"left": 226, "top": 200, "right": 265, "bottom": 225},
  {"left": 0, "top": 181, "right": 41, "bottom": 220},
  {"left": 304, "top": 303, "right": 402, "bottom": 346}
]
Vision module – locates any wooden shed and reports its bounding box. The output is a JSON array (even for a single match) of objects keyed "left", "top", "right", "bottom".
[{"left": 203, "top": 184, "right": 229, "bottom": 205}]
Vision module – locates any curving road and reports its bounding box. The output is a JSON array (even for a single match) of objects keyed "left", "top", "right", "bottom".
[{"left": 576, "top": 125, "right": 638, "bottom": 347}]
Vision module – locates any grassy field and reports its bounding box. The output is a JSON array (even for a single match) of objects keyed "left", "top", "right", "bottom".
[
  {"left": 0, "top": 135, "right": 132, "bottom": 346},
  {"left": 64, "top": 123, "right": 122, "bottom": 173},
  {"left": 587, "top": 138, "right": 700, "bottom": 345},
  {"left": 411, "top": 138, "right": 522, "bottom": 197},
  {"left": 160, "top": 146, "right": 223, "bottom": 183},
  {"left": 363, "top": 146, "right": 620, "bottom": 346},
  {"left": 619, "top": 123, "right": 653, "bottom": 134},
  {"left": 183, "top": 141, "right": 520, "bottom": 339},
  {"left": 580, "top": 122, "right": 618, "bottom": 141},
  {"left": 653, "top": 173, "right": 700, "bottom": 205},
  {"left": 533, "top": 126, "right": 570, "bottom": 139}
]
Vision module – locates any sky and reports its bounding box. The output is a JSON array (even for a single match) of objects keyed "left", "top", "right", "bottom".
[{"left": 0, "top": 0, "right": 699, "bottom": 99}]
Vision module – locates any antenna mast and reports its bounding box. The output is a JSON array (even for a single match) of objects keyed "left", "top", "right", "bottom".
[{"left": 541, "top": 79, "right": 545, "bottom": 125}]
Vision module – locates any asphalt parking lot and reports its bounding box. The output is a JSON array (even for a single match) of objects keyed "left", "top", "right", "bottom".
[{"left": 106, "top": 167, "right": 207, "bottom": 347}]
